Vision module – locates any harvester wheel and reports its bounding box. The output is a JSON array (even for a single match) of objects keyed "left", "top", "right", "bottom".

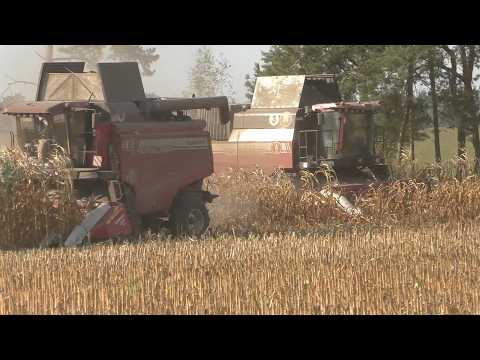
[
  {"left": 123, "top": 186, "right": 143, "bottom": 237},
  {"left": 371, "top": 164, "right": 392, "bottom": 182},
  {"left": 169, "top": 193, "right": 210, "bottom": 237}
]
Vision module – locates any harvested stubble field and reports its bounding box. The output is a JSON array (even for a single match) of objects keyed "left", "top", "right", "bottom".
[
  {"left": 1, "top": 222, "right": 479, "bottom": 314},
  {"left": 2, "top": 148, "right": 480, "bottom": 314}
]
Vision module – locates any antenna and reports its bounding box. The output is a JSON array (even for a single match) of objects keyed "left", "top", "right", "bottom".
[{"left": 64, "top": 67, "right": 96, "bottom": 102}]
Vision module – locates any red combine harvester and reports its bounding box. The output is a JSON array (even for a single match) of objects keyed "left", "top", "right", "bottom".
[
  {"left": 3, "top": 62, "right": 230, "bottom": 245},
  {"left": 189, "top": 74, "right": 390, "bottom": 198}
]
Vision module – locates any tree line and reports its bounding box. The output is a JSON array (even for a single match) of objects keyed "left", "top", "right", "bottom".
[
  {"left": 1, "top": 45, "right": 160, "bottom": 101},
  {"left": 5, "top": 45, "right": 480, "bottom": 175},
  {"left": 43, "top": 45, "right": 160, "bottom": 76},
  {"left": 245, "top": 45, "right": 480, "bottom": 173}
]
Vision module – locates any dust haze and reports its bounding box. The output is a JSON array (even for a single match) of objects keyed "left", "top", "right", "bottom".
[
  {"left": 0, "top": 45, "right": 268, "bottom": 147},
  {"left": 0, "top": 45, "right": 268, "bottom": 101}
]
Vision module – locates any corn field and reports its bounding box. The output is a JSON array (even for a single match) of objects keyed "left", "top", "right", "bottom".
[
  {"left": 0, "top": 148, "right": 81, "bottom": 249},
  {"left": 206, "top": 168, "right": 480, "bottom": 233}
]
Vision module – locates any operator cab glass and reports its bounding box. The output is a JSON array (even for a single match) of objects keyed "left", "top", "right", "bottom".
[
  {"left": 17, "top": 116, "right": 48, "bottom": 147},
  {"left": 316, "top": 111, "right": 374, "bottom": 160},
  {"left": 14, "top": 107, "right": 99, "bottom": 168},
  {"left": 51, "top": 114, "right": 69, "bottom": 152},
  {"left": 342, "top": 113, "right": 372, "bottom": 157},
  {"left": 318, "top": 111, "right": 341, "bottom": 158}
]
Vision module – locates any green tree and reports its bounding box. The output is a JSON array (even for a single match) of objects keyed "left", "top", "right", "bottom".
[
  {"left": 109, "top": 46, "right": 160, "bottom": 76},
  {"left": 246, "top": 45, "right": 432, "bottom": 162},
  {"left": 57, "top": 45, "right": 107, "bottom": 68},
  {"left": 438, "top": 45, "right": 480, "bottom": 173},
  {"left": 245, "top": 45, "right": 385, "bottom": 101},
  {"left": 375, "top": 46, "right": 431, "bottom": 162},
  {"left": 186, "top": 46, "right": 235, "bottom": 102},
  {"left": 424, "top": 48, "right": 443, "bottom": 163},
  {"left": 51, "top": 45, "right": 160, "bottom": 76}
]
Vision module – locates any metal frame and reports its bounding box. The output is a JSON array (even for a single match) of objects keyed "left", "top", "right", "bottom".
[
  {"left": 297, "top": 130, "right": 318, "bottom": 163},
  {"left": 50, "top": 109, "right": 98, "bottom": 168},
  {"left": 297, "top": 128, "right": 339, "bottom": 164},
  {"left": 374, "top": 125, "right": 386, "bottom": 158}
]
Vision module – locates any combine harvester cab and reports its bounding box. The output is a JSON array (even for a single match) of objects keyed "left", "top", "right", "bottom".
[{"left": 3, "top": 62, "right": 228, "bottom": 245}]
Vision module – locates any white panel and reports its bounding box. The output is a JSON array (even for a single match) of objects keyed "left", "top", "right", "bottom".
[
  {"left": 251, "top": 75, "right": 305, "bottom": 109},
  {"left": 44, "top": 73, "right": 104, "bottom": 101},
  {"left": 230, "top": 129, "right": 295, "bottom": 142}
]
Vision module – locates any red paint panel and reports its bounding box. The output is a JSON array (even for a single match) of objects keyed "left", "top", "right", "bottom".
[
  {"left": 95, "top": 122, "right": 113, "bottom": 169},
  {"left": 212, "top": 141, "right": 238, "bottom": 174},
  {"left": 212, "top": 140, "right": 293, "bottom": 176},
  {"left": 90, "top": 203, "right": 133, "bottom": 240},
  {"left": 115, "top": 122, "right": 213, "bottom": 215},
  {"left": 238, "top": 142, "right": 293, "bottom": 174}
]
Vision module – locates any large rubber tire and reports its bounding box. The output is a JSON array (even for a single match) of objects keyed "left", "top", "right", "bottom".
[
  {"left": 123, "top": 186, "right": 143, "bottom": 237},
  {"left": 169, "top": 193, "right": 210, "bottom": 237},
  {"left": 142, "top": 214, "right": 167, "bottom": 234},
  {"left": 371, "top": 164, "right": 392, "bottom": 182}
]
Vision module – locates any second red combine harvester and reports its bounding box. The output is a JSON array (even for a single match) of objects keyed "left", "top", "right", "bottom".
[
  {"left": 188, "top": 74, "right": 390, "bottom": 197},
  {"left": 3, "top": 62, "right": 231, "bottom": 245}
]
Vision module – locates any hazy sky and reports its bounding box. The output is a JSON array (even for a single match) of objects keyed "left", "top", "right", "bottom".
[{"left": 0, "top": 45, "right": 270, "bottom": 102}]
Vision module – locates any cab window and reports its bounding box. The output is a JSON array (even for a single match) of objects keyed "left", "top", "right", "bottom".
[
  {"left": 319, "top": 111, "right": 341, "bottom": 157},
  {"left": 51, "top": 114, "right": 68, "bottom": 151},
  {"left": 343, "top": 113, "right": 371, "bottom": 156}
]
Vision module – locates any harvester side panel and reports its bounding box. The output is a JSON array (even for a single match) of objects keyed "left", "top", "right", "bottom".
[
  {"left": 237, "top": 142, "right": 293, "bottom": 173},
  {"left": 211, "top": 140, "right": 238, "bottom": 172},
  {"left": 236, "top": 129, "right": 294, "bottom": 173},
  {"left": 115, "top": 121, "right": 213, "bottom": 215},
  {"left": 212, "top": 128, "right": 294, "bottom": 174}
]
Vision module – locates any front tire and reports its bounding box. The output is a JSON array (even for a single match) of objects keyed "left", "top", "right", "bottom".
[
  {"left": 169, "top": 193, "right": 210, "bottom": 237},
  {"left": 371, "top": 164, "right": 392, "bottom": 182},
  {"left": 123, "top": 185, "right": 143, "bottom": 236}
]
